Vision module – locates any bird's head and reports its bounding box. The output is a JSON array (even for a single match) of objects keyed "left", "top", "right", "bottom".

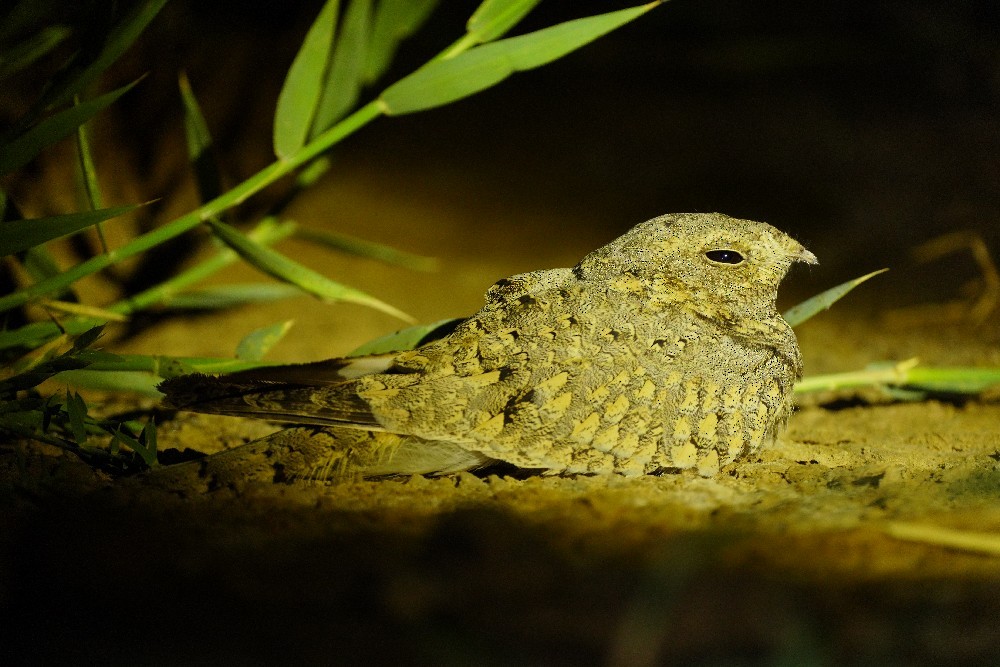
[{"left": 575, "top": 212, "right": 817, "bottom": 326}]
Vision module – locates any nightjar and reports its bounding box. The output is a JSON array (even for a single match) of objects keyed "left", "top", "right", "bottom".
[{"left": 161, "top": 212, "right": 816, "bottom": 480}]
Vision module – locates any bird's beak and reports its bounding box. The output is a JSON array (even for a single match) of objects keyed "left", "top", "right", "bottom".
[{"left": 793, "top": 246, "right": 818, "bottom": 265}]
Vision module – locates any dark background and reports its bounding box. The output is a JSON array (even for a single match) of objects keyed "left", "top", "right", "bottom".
[{"left": 117, "top": 0, "right": 999, "bottom": 274}]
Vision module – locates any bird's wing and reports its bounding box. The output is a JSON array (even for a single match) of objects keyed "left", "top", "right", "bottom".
[{"left": 158, "top": 355, "right": 399, "bottom": 429}]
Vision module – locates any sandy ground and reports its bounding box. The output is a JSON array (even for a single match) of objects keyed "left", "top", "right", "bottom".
[
  {"left": 4, "top": 175, "right": 1000, "bottom": 664},
  {"left": 3, "top": 2, "right": 1000, "bottom": 663}
]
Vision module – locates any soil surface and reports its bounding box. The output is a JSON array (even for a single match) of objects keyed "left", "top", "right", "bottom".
[{"left": 3, "top": 2, "right": 1000, "bottom": 664}]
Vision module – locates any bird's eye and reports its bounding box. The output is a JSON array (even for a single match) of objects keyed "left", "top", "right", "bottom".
[{"left": 705, "top": 249, "right": 744, "bottom": 264}]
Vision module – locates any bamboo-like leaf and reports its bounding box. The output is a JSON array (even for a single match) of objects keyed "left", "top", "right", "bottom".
[
  {"left": 111, "top": 424, "right": 157, "bottom": 467},
  {"left": 795, "top": 359, "right": 1000, "bottom": 396},
  {"left": 274, "top": 0, "right": 340, "bottom": 159},
  {"left": 236, "top": 320, "right": 295, "bottom": 361},
  {"left": 41, "top": 0, "right": 168, "bottom": 111},
  {"left": 39, "top": 299, "right": 129, "bottom": 322},
  {"left": 0, "top": 203, "right": 143, "bottom": 256},
  {"left": 65, "top": 390, "right": 89, "bottom": 446},
  {"left": 178, "top": 72, "right": 223, "bottom": 203},
  {"left": 0, "top": 25, "right": 72, "bottom": 80},
  {"left": 349, "top": 317, "right": 463, "bottom": 356},
  {"left": 294, "top": 226, "right": 437, "bottom": 270},
  {"left": 164, "top": 283, "right": 304, "bottom": 310},
  {"left": 206, "top": 218, "right": 412, "bottom": 321},
  {"left": 0, "top": 78, "right": 142, "bottom": 176},
  {"left": 466, "top": 0, "right": 543, "bottom": 45},
  {"left": 56, "top": 370, "right": 163, "bottom": 397},
  {"left": 380, "top": 3, "right": 659, "bottom": 115},
  {"left": 74, "top": 102, "right": 104, "bottom": 211},
  {"left": 885, "top": 522, "right": 1000, "bottom": 557},
  {"left": 73, "top": 98, "right": 109, "bottom": 253},
  {"left": 363, "top": 0, "right": 439, "bottom": 84},
  {"left": 311, "top": 0, "right": 373, "bottom": 137},
  {"left": 782, "top": 268, "right": 888, "bottom": 328}
]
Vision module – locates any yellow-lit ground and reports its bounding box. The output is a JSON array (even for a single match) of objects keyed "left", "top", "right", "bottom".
[{"left": 3, "top": 2, "right": 1000, "bottom": 663}]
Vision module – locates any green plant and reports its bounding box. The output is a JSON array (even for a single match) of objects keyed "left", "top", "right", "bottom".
[{"left": 1, "top": 0, "right": 663, "bottom": 468}]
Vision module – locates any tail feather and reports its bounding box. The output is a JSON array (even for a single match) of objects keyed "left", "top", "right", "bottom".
[{"left": 145, "top": 427, "right": 493, "bottom": 492}]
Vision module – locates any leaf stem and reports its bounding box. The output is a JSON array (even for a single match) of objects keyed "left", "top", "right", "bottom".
[{"left": 0, "top": 100, "right": 383, "bottom": 315}]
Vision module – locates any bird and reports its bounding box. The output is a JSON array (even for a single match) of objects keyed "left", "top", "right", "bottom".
[{"left": 160, "top": 212, "right": 817, "bottom": 482}]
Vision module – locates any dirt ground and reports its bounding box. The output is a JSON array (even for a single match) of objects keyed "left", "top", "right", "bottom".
[
  {"left": 3, "top": 2, "right": 1000, "bottom": 664},
  {"left": 4, "top": 176, "right": 1000, "bottom": 664}
]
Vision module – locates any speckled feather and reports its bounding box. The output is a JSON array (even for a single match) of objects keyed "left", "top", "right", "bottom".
[{"left": 160, "top": 213, "right": 816, "bottom": 479}]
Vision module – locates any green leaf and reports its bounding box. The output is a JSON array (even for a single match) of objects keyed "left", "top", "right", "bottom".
[
  {"left": 74, "top": 103, "right": 105, "bottom": 211},
  {"left": 349, "top": 317, "right": 463, "bottom": 356},
  {"left": 311, "top": 0, "right": 373, "bottom": 137},
  {"left": 294, "top": 226, "right": 437, "bottom": 270},
  {"left": 0, "top": 203, "right": 143, "bottom": 256},
  {"left": 41, "top": 0, "right": 168, "bottom": 111},
  {"left": 56, "top": 370, "right": 163, "bottom": 397},
  {"left": 206, "top": 218, "right": 412, "bottom": 321},
  {"left": 178, "top": 72, "right": 223, "bottom": 203},
  {"left": 363, "top": 0, "right": 439, "bottom": 84},
  {"left": 0, "top": 78, "right": 142, "bottom": 177},
  {"left": 466, "top": 0, "right": 543, "bottom": 44},
  {"left": 236, "top": 320, "right": 295, "bottom": 361},
  {"left": 782, "top": 268, "right": 888, "bottom": 328},
  {"left": 274, "top": 0, "right": 340, "bottom": 159},
  {"left": 65, "top": 390, "right": 89, "bottom": 447},
  {"left": 163, "top": 283, "right": 304, "bottom": 310},
  {"left": 380, "top": 2, "right": 659, "bottom": 115},
  {"left": 0, "top": 25, "right": 72, "bottom": 80},
  {"left": 111, "top": 424, "right": 157, "bottom": 468}
]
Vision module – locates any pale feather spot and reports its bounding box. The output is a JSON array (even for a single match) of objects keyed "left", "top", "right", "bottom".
[
  {"left": 672, "top": 415, "right": 692, "bottom": 442},
  {"left": 635, "top": 379, "right": 656, "bottom": 400},
  {"left": 605, "top": 394, "right": 630, "bottom": 423},
  {"left": 570, "top": 412, "right": 601, "bottom": 443},
  {"left": 670, "top": 440, "right": 698, "bottom": 468},
  {"left": 697, "top": 449, "right": 720, "bottom": 477},
  {"left": 698, "top": 412, "right": 718, "bottom": 440},
  {"left": 472, "top": 413, "right": 505, "bottom": 438},
  {"left": 593, "top": 424, "right": 619, "bottom": 452},
  {"left": 541, "top": 391, "right": 573, "bottom": 416},
  {"left": 534, "top": 371, "right": 569, "bottom": 396}
]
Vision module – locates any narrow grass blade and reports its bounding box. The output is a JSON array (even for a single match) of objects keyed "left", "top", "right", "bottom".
[
  {"left": 41, "top": 0, "right": 168, "bottom": 110},
  {"left": 206, "top": 218, "right": 412, "bottom": 321},
  {"left": 294, "top": 226, "right": 437, "bottom": 270},
  {"left": 466, "top": 0, "right": 543, "bottom": 44},
  {"left": 380, "top": 3, "right": 660, "bottom": 115},
  {"left": 236, "top": 320, "right": 295, "bottom": 361},
  {"left": 56, "top": 370, "right": 163, "bottom": 397},
  {"left": 349, "top": 317, "right": 463, "bottom": 356},
  {"left": 73, "top": 100, "right": 109, "bottom": 253},
  {"left": 0, "top": 78, "right": 142, "bottom": 177},
  {"left": 0, "top": 25, "right": 72, "bottom": 80},
  {"left": 65, "top": 390, "right": 89, "bottom": 446},
  {"left": 0, "top": 203, "right": 142, "bottom": 256},
  {"left": 363, "top": 0, "right": 439, "bottom": 84},
  {"left": 179, "top": 72, "right": 223, "bottom": 203},
  {"left": 38, "top": 300, "right": 129, "bottom": 322},
  {"left": 274, "top": 0, "right": 340, "bottom": 160},
  {"left": 795, "top": 358, "right": 1000, "bottom": 396},
  {"left": 111, "top": 424, "right": 157, "bottom": 467},
  {"left": 885, "top": 522, "right": 1000, "bottom": 557},
  {"left": 311, "top": 0, "right": 372, "bottom": 136},
  {"left": 0, "top": 220, "right": 297, "bottom": 352},
  {"left": 163, "top": 283, "right": 304, "bottom": 310},
  {"left": 782, "top": 268, "right": 888, "bottom": 328},
  {"left": 0, "top": 101, "right": 384, "bottom": 318},
  {"left": 74, "top": 104, "right": 104, "bottom": 211}
]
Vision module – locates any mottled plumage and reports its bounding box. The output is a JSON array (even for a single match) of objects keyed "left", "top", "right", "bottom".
[{"left": 161, "top": 213, "right": 816, "bottom": 481}]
